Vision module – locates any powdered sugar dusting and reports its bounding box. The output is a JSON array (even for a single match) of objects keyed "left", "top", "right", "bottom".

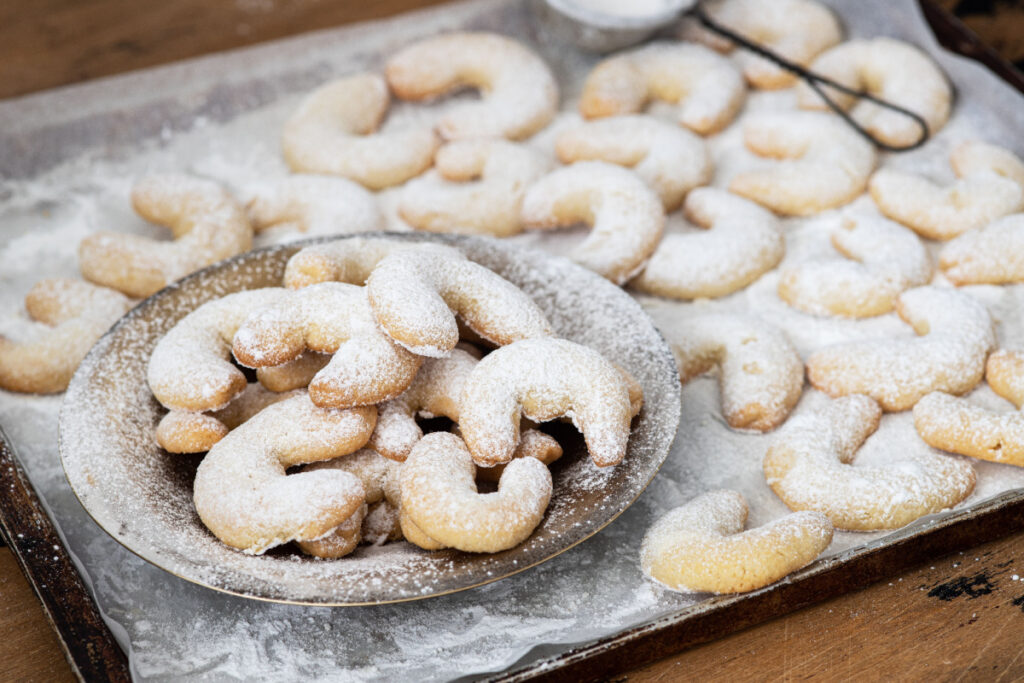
[{"left": 1, "top": 0, "right": 1024, "bottom": 678}]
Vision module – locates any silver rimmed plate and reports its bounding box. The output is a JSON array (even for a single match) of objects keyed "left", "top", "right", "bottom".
[{"left": 60, "top": 233, "right": 681, "bottom": 605}]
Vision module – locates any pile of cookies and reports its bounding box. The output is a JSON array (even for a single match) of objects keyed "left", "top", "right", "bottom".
[{"left": 146, "top": 238, "right": 642, "bottom": 557}]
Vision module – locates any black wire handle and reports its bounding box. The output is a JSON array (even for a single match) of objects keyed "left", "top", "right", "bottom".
[{"left": 687, "top": 4, "right": 930, "bottom": 152}]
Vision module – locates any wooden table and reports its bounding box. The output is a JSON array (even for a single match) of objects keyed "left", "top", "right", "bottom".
[{"left": 3, "top": 1, "right": 1024, "bottom": 680}]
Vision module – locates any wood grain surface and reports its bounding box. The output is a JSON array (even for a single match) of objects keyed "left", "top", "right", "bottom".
[
  {"left": 2, "top": 0, "right": 1024, "bottom": 681},
  {"left": 0, "top": 549, "right": 77, "bottom": 683}
]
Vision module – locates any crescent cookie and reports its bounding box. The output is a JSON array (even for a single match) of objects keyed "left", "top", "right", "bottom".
[
  {"left": 295, "top": 503, "right": 368, "bottom": 559},
  {"left": 987, "top": 350, "right": 1024, "bottom": 408},
  {"left": 914, "top": 392, "right": 1024, "bottom": 468},
  {"left": 579, "top": 42, "right": 745, "bottom": 135},
  {"left": 400, "top": 510, "right": 447, "bottom": 551},
  {"left": 796, "top": 37, "right": 952, "bottom": 147},
  {"left": 631, "top": 187, "right": 782, "bottom": 300},
  {"left": 302, "top": 447, "right": 398, "bottom": 505},
  {"left": 281, "top": 73, "right": 438, "bottom": 190},
  {"left": 368, "top": 346, "right": 561, "bottom": 465},
  {"left": 458, "top": 338, "right": 637, "bottom": 467},
  {"left": 399, "top": 432, "right": 553, "bottom": 553},
  {"left": 361, "top": 500, "right": 404, "bottom": 546},
  {"left": 398, "top": 139, "right": 549, "bottom": 237},
  {"left": 869, "top": 143, "right": 1024, "bottom": 241},
  {"left": 366, "top": 246, "right": 555, "bottom": 357},
  {"left": 806, "top": 286, "right": 996, "bottom": 411},
  {"left": 778, "top": 212, "right": 932, "bottom": 318},
  {"left": 519, "top": 161, "right": 666, "bottom": 285},
  {"left": 192, "top": 392, "right": 376, "bottom": 554},
  {"left": 729, "top": 111, "right": 876, "bottom": 216},
  {"left": 679, "top": 0, "right": 843, "bottom": 90},
  {"left": 155, "top": 384, "right": 302, "bottom": 454},
  {"left": 385, "top": 32, "right": 558, "bottom": 141},
  {"left": 296, "top": 447, "right": 403, "bottom": 554},
  {"left": 283, "top": 238, "right": 461, "bottom": 289},
  {"left": 147, "top": 288, "right": 290, "bottom": 412},
  {"left": 764, "top": 394, "right": 976, "bottom": 530},
  {"left": 0, "top": 279, "right": 133, "bottom": 394},
  {"left": 660, "top": 313, "right": 804, "bottom": 432},
  {"left": 554, "top": 115, "right": 712, "bottom": 212},
  {"left": 78, "top": 174, "right": 254, "bottom": 298},
  {"left": 231, "top": 282, "right": 423, "bottom": 408},
  {"left": 246, "top": 175, "right": 384, "bottom": 241},
  {"left": 640, "top": 490, "right": 833, "bottom": 594},
  {"left": 470, "top": 427, "right": 564, "bottom": 484},
  {"left": 254, "top": 351, "right": 331, "bottom": 393},
  {"left": 939, "top": 214, "right": 1024, "bottom": 286}
]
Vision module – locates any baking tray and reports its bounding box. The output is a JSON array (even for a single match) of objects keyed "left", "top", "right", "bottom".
[{"left": 0, "top": 1, "right": 1023, "bottom": 681}]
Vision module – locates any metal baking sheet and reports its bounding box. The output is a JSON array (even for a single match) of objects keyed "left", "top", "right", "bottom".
[{"left": 1, "top": 0, "right": 1023, "bottom": 680}]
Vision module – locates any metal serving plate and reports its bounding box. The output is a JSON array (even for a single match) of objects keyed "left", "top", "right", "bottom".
[{"left": 58, "top": 233, "right": 681, "bottom": 605}]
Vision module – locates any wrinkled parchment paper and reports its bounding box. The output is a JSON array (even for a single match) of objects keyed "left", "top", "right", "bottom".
[{"left": 1, "top": 0, "right": 1023, "bottom": 679}]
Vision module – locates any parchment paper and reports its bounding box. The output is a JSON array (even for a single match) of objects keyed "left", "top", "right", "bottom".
[{"left": 1, "top": 0, "right": 1023, "bottom": 679}]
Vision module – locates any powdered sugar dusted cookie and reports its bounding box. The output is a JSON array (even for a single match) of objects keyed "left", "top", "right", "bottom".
[
  {"left": 399, "top": 432, "right": 552, "bottom": 553},
  {"left": 471, "top": 426, "right": 563, "bottom": 484},
  {"left": 915, "top": 391, "right": 1024, "bottom": 468},
  {"left": 520, "top": 161, "right": 665, "bottom": 285},
  {"left": 366, "top": 246, "right": 554, "bottom": 357},
  {"left": 192, "top": 392, "right": 376, "bottom": 554},
  {"left": 78, "top": 174, "right": 254, "bottom": 298},
  {"left": 231, "top": 282, "right": 423, "bottom": 408},
  {"left": 939, "top": 214, "right": 1024, "bottom": 286},
  {"left": 797, "top": 37, "right": 952, "bottom": 148},
  {"left": 302, "top": 447, "right": 398, "bottom": 505},
  {"left": 282, "top": 73, "right": 438, "bottom": 190},
  {"left": 580, "top": 42, "right": 745, "bottom": 135},
  {"left": 660, "top": 313, "right": 803, "bottom": 431},
  {"left": 385, "top": 32, "right": 558, "bottom": 141},
  {"left": 459, "top": 338, "right": 636, "bottom": 467},
  {"left": 295, "top": 503, "right": 367, "bottom": 559},
  {"left": 246, "top": 175, "right": 383, "bottom": 241},
  {"left": 156, "top": 384, "right": 302, "bottom": 454},
  {"left": 398, "top": 139, "right": 549, "bottom": 236},
  {"left": 555, "top": 115, "right": 711, "bottom": 211},
  {"left": 679, "top": 0, "right": 842, "bottom": 89},
  {"left": 870, "top": 143, "right": 1024, "bottom": 241},
  {"left": 255, "top": 352, "right": 330, "bottom": 393},
  {"left": 729, "top": 111, "right": 876, "bottom": 216},
  {"left": 806, "top": 286, "right": 995, "bottom": 411},
  {"left": 0, "top": 279, "right": 133, "bottom": 394},
  {"left": 778, "top": 212, "right": 931, "bottom": 317},
  {"left": 400, "top": 509, "right": 446, "bottom": 551},
  {"left": 283, "top": 238, "right": 461, "bottom": 289},
  {"left": 764, "top": 394, "right": 976, "bottom": 530},
  {"left": 986, "top": 350, "right": 1024, "bottom": 408},
  {"left": 361, "top": 500, "right": 403, "bottom": 546},
  {"left": 631, "top": 188, "right": 782, "bottom": 299},
  {"left": 369, "top": 346, "right": 561, "bottom": 467},
  {"left": 147, "top": 288, "right": 290, "bottom": 412},
  {"left": 640, "top": 490, "right": 833, "bottom": 594}
]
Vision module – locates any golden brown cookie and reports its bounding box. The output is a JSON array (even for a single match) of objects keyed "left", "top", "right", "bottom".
[{"left": 640, "top": 490, "right": 833, "bottom": 593}]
